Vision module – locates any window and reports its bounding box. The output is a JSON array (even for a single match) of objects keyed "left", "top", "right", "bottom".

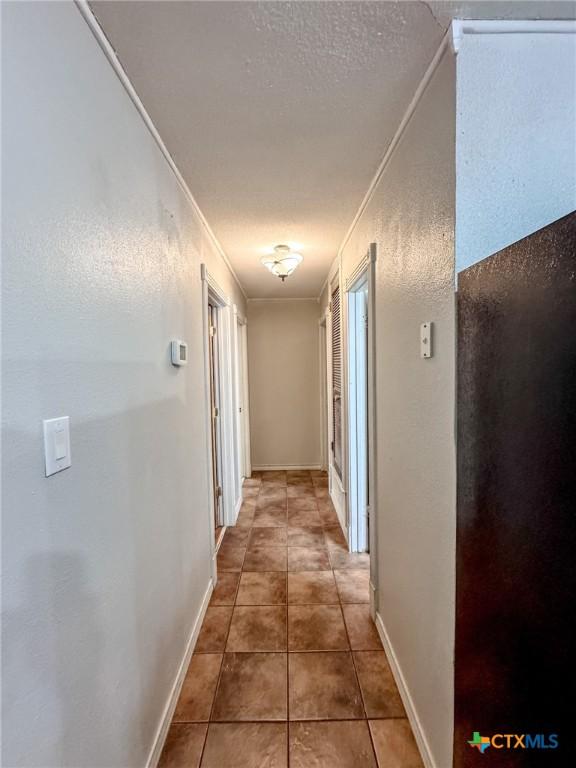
[{"left": 331, "top": 282, "right": 342, "bottom": 478}]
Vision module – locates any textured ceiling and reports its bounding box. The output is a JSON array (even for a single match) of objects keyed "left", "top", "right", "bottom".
[{"left": 90, "top": 1, "right": 575, "bottom": 298}]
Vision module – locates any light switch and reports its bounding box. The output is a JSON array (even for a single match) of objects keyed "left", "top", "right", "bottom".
[
  {"left": 43, "top": 416, "right": 71, "bottom": 476},
  {"left": 420, "top": 322, "right": 433, "bottom": 358}
]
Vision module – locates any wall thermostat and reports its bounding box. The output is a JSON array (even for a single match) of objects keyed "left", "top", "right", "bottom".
[{"left": 171, "top": 340, "right": 188, "bottom": 366}]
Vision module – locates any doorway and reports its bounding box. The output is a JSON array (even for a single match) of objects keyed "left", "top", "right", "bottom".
[
  {"left": 235, "top": 314, "right": 251, "bottom": 483},
  {"left": 319, "top": 315, "right": 328, "bottom": 470},
  {"left": 347, "top": 273, "right": 369, "bottom": 552},
  {"left": 201, "top": 264, "right": 245, "bottom": 576},
  {"left": 208, "top": 302, "right": 224, "bottom": 546}
]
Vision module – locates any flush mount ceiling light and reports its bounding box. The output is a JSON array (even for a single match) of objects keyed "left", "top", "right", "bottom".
[{"left": 261, "top": 244, "right": 303, "bottom": 282}]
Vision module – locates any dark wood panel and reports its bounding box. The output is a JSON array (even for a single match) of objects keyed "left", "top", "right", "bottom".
[{"left": 455, "top": 212, "right": 576, "bottom": 767}]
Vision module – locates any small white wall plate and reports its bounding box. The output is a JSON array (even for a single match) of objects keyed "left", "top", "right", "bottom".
[
  {"left": 171, "top": 340, "right": 188, "bottom": 366},
  {"left": 420, "top": 322, "right": 433, "bottom": 358}
]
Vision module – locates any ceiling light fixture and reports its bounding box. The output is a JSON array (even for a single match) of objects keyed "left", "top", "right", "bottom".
[{"left": 261, "top": 244, "right": 303, "bottom": 282}]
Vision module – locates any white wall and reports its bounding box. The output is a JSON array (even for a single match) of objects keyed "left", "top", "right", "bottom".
[
  {"left": 456, "top": 31, "right": 576, "bottom": 272},
  {"left": 321, "top": 49, "right": 457, "bottom": 768},
  {"left": 247, "top": 300, "right": 321, "bottom": 469},
  {"left": 1, "top": 3, "right": 245, "bottom": 767}
]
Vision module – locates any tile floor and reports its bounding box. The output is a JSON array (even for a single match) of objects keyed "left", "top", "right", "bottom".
[{"left": 159, "top": 470, "right": 423, "bottom": 768}]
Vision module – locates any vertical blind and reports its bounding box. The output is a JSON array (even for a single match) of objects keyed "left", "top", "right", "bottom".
[{"left": 331, "top": 283, "right": 343, "bottom": 478}]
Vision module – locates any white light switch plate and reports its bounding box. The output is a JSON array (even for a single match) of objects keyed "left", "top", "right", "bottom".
[
  {"left": 43, "top": 416, "right": 71, "bottom": 476},
  {"left": 420, "top": 322, "right": 433, "bottom": 358}
]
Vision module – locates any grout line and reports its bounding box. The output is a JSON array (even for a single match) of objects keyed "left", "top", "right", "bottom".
[
  {"left": 338, "top": 574, "right": 382, "bottom": 766},
  {"left": 175, "top": 716, "right": 406, "bottom": 726}
]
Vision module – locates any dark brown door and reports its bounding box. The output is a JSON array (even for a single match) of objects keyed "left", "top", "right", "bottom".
[{"left": 455, "top": 212, "right": 576, "bottom": 767}]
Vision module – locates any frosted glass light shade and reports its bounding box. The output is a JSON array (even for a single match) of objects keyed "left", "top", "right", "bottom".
[{"left": 261, "top": 245, "right": 303, "bottom": 281}]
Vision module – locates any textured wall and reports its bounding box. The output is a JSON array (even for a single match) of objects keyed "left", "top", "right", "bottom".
[
  {"left": 1, "top": 3, "right": 244, "bottom": 767},
  {"left": 339, "top": 51, "right": 457, "bottom": 768},
  {"left": 248, "top": 300, "right": 321, "bottom": 469},
  {"left": 456, "top": 33, "right": 576, "bottom": 272}
]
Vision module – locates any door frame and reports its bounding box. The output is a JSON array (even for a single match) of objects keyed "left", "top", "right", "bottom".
[
  {"left": 234, "top": 309, "right": 252, "bottom": 482},
  {"left": 327, "top": 268, "right": 347, "bottom": 533},
  {"left": 318, "top": 315, "right": 328, "bottom": 471},
  {"left": 201, "top": 265, "right": 241, "bottom": 579},
  {"left": 346, "top": 272, "right": 369, "bottom": 552},
  {"left": 207, "top": 302, "right": 225, "bottom": 535},
  {"left": 344, "top": 244, "right": 378, "bottom": 612}
]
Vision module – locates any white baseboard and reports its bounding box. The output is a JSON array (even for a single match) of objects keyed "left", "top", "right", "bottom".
[
  {"left": 234, "top": 494, "right": 243, "bottom": 521},
  {"left": 251, "top": 464, "right": 322, "bottom": 471},
  {"left": 369, "top": 579, "right": 377, "bottom": 618},
  {"left": 374, "top": 611, "right": 436, "bottom": 768},
  {"left": 146, "top": 578, "right": 214, "bottom": 768}
]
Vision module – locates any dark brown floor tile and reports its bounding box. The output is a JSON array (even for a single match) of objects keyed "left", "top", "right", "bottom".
[
  {"left": 173, "top": 654, "right": 222, "bottom": 722},
  {"left": 288, "top": 547, "right": 331, "bottom": 572},
  {"left": 236, "top": 507, "right": 256, "bottom": 527},
  {"left": 243, "top": 486, "right": 259, "bottom": 499},
  {"left": 289, "top": 721, "right": 377, "bottom": 768},
  {"left": 159, "top": 723, "right": 207, "bottom": 768},
  {"left": 260, "top": 481, "right": 287, "bottom": 491},
  {"left": 289, "top": 652, "right": 364, "bottom": 720},
  {"left": 288, "top": 605, "right": 349, "bottom": 651},
  {"left": 287, "top": 486, "right": 316, "bottom": 499},
  {"left": 342, "top": 604, "right": 382, "bottom": 650},
  {"left": 309, "top": 470, "right": 327, "bottom": 478},
  {"left": 236, "top": 572, "right": 287, "bottom": 605},
  {"left": 287, "top": 470, "right": 311, "bottom": 478},
  {"left": 288, "top": 509, "right": 323, "bottom": 527},
  {"left": 288, "top": 477, "right": 314, "bottom": 487},
  {"left": 311, "top": 477, "right": 329, "bottom": 488},
  {"left": 320, "top": 514, "right": 341, "bottom": 529},
  {"left": 195, "top": 607, "right": 233, "bottom": 653},
  {"left": 333, "top": 570, "right": 370, "bottom": 604},
  {"left": 249, "top": 527, "right": 287, "bottom": 547},
  {"left": 287, "top": 525, "right": 325, "bottom": 547},
  {"left": 317, "top": 504, "right": 340, "bottom": 527},
  {"left": 287, "top": 572, "right": 339, "bottom": 604},
  {"left": 217, "top": 545, "right": 246, "bottom": 572},
  {"left": 287, "top": 497, "right": 319, "bottom": 512},
  {"left": 369, "top": 720, "right": 424, "bottom": 768},
  {"left": 201, "top": 723, "right": 287, "bottom": 768},
  {"left": 210, "top": 572, "right": 240, "bottom": 606},
  {"left": 314, "top": 487, "right": 330, "bottom": 500},
  {"left": 243, "top": 547, "right": 288, "bottom": 572},
  {"left": 256, "top": 488, "right": 288, "bottom": 509},
  {"left": 227, "top": 606, "right": 287, "bottom": 651},
  {"left": 329, "top": 550, "right": 370, "bottom": 571},
  {"left": 354, "top": 651, "right": 405, "bottom": 718},
  {"left": 222, "top": 526, "right": 250, "bottom": 547},
  {"left": 259, "top": 490, "right": 287, "bottom": 504},
  {"left": 262, "top": 470, "right": 287, "bottom": 481},
  {"left": 212, "top": 652, "right": 287, "bottom": 721},
  {"left": 253, "top": 507, "right": 287, "bottom": 527},
  {"left": 323, "top": 525, "right": 348, "bottom": 551},
  {"left": 243, "top": 477, "right": 262, "bottom": 487}
]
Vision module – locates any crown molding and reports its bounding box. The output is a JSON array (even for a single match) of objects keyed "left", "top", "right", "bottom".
[
  {"left": 321, "top": 17, "right": 576, "bottom": 300},
  {"left": 247, "top": 297, "right": 319, "bottom": 303},
  {"left": 75, "top": 0, "right": 247, "bottom": 302}
]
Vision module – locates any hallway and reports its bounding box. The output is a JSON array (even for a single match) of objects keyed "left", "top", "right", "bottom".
[
  {"left": 159, "top": 470, "right": 422, "bottom": 768},
  {"left": 3, "top": 3, "right": 575, "bottom": 767}
]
